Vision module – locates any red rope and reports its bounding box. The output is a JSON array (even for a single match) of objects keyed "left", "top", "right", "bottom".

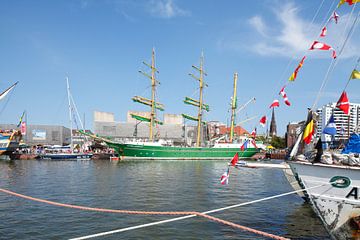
[{"left": 0, "top": 188, "right": 290, "bottom": 240}]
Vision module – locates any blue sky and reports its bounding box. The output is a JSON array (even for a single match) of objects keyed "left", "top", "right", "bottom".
[{"left": 0, "top": 0, "right": 359, "bottom": 135}]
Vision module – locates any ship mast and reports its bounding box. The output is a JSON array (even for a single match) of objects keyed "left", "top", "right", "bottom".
[
  {"left": 131, "top": 48, "right": 164, "bottom": 142},
  {"left": 229, "top": 72, "right": 238, "bottom": 143},
  {"left": 182, "top": 53, "right": 209, "bottom": 147},
  {"left": 149, "top": 49, "right": 157, "bottom": 141},
  {"left": 66, "top": 77, "right": 73, "bottom": 153}
]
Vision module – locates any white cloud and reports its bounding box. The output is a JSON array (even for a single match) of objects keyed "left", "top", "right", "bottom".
[
  {"left": 220, "top": 2, "right": 359, "bottom": 59},
  {"left": 248, "top": 15, "right": 267, "bottom": 36},
  {"left": 275, "top": 4, "right": 312, "bottom": 53},
  {"left": 148, "top": 0, "right": 189, "bottom": 18},
  {"left": 247, "top": 3, "right": 315, "bottom": 57}
]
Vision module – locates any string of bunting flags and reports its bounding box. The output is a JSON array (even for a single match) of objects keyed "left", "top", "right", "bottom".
[{"left": 220, "top": 0, "right": 360, "bottom": 185}]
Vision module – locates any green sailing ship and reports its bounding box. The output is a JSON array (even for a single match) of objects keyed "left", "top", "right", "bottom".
[{"left": 84, "top": 50, "right": 259, "bottom": 160}]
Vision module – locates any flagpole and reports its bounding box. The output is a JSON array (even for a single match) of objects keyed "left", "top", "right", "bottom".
[{"left": 24, "top": 110, "right": 27, "bottom": 144}]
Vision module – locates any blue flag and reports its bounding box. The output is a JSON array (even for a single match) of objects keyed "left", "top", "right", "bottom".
[{"left": 323, "top": 114, "right": 337, "bottom": 136}]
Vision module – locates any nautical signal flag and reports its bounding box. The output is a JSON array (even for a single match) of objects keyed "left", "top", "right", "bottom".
[
  {"left": 309, "top": 41, "right": 332, "bottom": 50},
  {"left": 220, "top": 168, "right": 230, "bottom": 185},
  {"left": 259, "top": 116, "right": 266, "bottom": 127},
  {"left": 289, "top": 56, "right": 306, "bottom": 81},
  {"left": 320, "top": 27, "right": 327, "bottom": 37},
  {"left": 331, "top": 12, "right": 340, "bottom": 24},
  {"left": 269, "top": 99, "right": 280, "bottom": 108},
  {"left": 240, "top": 139, "right": 249, "bottom": 151},
  {"left": 309, "top": 41, "right": 336, "bottom": 59},
  {"left": 323, "top": 114, "right": 337, "bottom": 136},
  {"left": 338, "top": 0, "right": 360, "bottom": 7},
  {"left": 230, "top": 152, "right": 239, "bottom": 166},
  {"left": 17, "top": 111, "right": 26, "bottom": 127},
  {"left": 351, "top": 69, "right": 360, "bottom": 79},
  {"left": 20, "top": 122, "right": 26, "bottom": 135},
  {"left": 303, "top": 111, "right": 314, "bottom": 144},
  {"left": 251, "top": 127, "right": 257, "bottom": 138},
  {"left": 336, "top": 91, "right": 350, "bottom": 115},
  {"left": 279, "top": 86, "right": 291, "bottom": 106}
]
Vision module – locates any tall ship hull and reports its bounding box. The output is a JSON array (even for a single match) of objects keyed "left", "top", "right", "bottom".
[
  {"left": 288, "top": 161, "right": 360, "bottom": 240},
  {"left": 106, "top": 142, "right": 259, "bottom": 160}
]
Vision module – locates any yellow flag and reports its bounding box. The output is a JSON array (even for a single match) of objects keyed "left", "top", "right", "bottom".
[
  {"left": 351, "top": 69, "right": 360, "bottom": 79},
  {"left": 338, "top": 0, "right": 360, "bottom": 7},
  {"left": 288, "top": 73, "right": 295, "bottom": 81},
  {"left": 288, "top": 56, "right": 306, "bottom": 82},
  {"left": 303, "top": 119, "right": 314, "bottom": 144}
]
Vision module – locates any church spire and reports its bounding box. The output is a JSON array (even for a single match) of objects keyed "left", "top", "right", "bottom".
[{"left": 270, "top": 108, "right": 277, "bottom": 137}]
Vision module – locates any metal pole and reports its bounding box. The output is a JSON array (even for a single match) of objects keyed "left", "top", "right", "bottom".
[
  {"left": 66, "top": 77, "right": 73, "bottom": 153},
  {"left": 229, "top": 73, "right": 238, "bottom": 143}
]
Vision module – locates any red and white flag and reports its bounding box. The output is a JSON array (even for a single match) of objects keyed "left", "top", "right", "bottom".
[
  {"left": 309, "top": 41, "right": 332, "bottom": 50},
  {"left": 336, "top": 91, "right": 350, "bottom": 115},
  {"left": 260, "top": 116, "right": 266, "bottom": 127},
  {"left": 269, "top": 99, "right": 280, "bottom": 108},
  {"left": 251, "top": 127, "right": 257, "bottom": 138},
  {"left": 279, "top": 86, "right": 291, "bottom": 106},
  {"left": 331, "top": 11, "right": 340, "bottom": 24},
  {"left": 220, "top": 168, "right": 230, "bottom": 185},
  {"left": 21, "top": 122, "right": 26, "bottom": 135},
  {"left": 320, "top": 26, "right": 327, "bottom": 37},
  {"left": 309, "top": 41, "right": 336, "bottom": 59},
  {"left": 230, "top": 152, "right": 239, "bottom": 166},
  {"left": 332, "top": 50, "right": 337, "bottom": 59}
]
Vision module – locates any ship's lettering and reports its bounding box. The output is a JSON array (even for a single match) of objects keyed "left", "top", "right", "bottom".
[{"left": 345, "top": 187, "right": 358, "bottom": 199}]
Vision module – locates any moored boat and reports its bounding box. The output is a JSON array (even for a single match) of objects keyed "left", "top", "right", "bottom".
[
  {"left": 104, "top": 140, "right": 258, "bottom": 160},
  {"left": 38, "top": 77, "right": 92, "bottom": 160},
  {"left": 0, "top": 82, "right": 22, "bottom": 160},
  {"left": 37, "top": 152, "right": 92, "bottom": 160},
  {"left": 0, "top": 129, "right": 22, "bottom": 159},
  {"left": 36, "top": 144, "right": 93, "bottom": 160},
  {"left": 288, "top": 161, "right": 360, "bottom": 239},
  {"left": 275, "top": 1, "right": 360, "bottom": 237},
  {"left": 284, "top": 61, "right": 360, "bottom": 238},
  {"left": 82, "top": 51, "right": 259, "bottom": 159}
]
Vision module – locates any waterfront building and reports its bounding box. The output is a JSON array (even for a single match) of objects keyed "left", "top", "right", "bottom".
[
  {"left": 0, "top": 124, "right": 71, "bottom": 146},
  {"left": 93, "top": 111, "right": 185, "bottom": 145},
  {"left": 316, "top": 102, "right": 360, "bottom": 143},
  {"left": 285, "top": 121, "right": 305, "bottom": 148}
]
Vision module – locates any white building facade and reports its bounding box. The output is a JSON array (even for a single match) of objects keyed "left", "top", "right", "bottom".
[{"left": 316, "top": 102, "right": 360, "bottom": 142}]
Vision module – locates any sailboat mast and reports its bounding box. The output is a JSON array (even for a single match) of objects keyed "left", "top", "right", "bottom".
[
  {"left": 196, "top": 54, "right": 205, "bottom": 147},
  {"left": 229, "top": 72, "right": 238, "bottom": 143},
  {"left": 149, "top": 48, "right": 156, "bottom": 142},
  {"left": 66, "top": 77, "right": 73, "bottom": 153}
]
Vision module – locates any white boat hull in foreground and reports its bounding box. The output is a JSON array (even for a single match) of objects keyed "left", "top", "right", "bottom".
[{"left": 288, "top": 161, "right": 360, "bottom": 240}]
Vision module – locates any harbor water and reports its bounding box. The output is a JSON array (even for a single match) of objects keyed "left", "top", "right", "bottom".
[{"left": 0, "top": 160, "right": 330, "bottom": 239}]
